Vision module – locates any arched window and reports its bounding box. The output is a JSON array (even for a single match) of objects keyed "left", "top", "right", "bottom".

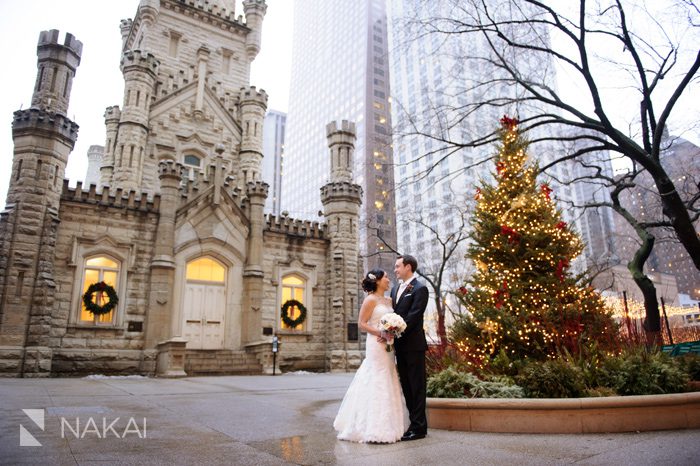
[
  {"left": 183, "top": 154, "right": 201, "bottom": 181},
  {"left": 80, "top": 256, "right": 120, "bottom": 324},
  {"left": 186, "top": 256, "right": 225, "bottom": 283},
  {"left": 281, "top": 274, "right": 306, "bottom": 330}
]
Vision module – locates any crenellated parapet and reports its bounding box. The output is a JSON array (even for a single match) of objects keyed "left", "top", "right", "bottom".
[
  {"left": 246, "top": 180, "right": 269, "bottom": 199},
  {"left": 158, "top": 159, "right": 185, "bottom": 181},
  {"left": 265, "top": 214, "right": 325, "bottom": 240},
  {"left": 320, "top": 182, "right": 363, "bottom": 205},
  {"left": 37, "top": 29, "right": 82, "bottom": 56},
  {"left": 12, "top": 109, "right": 79, "bottom": 148},
  {"left": 104, "top": 105, "right": 121, "bottom": 123},
  {"left": 61, "top": 180, "right": 160, "bottom": 212},
  {"left": 120, "top": 49, "right": 159, "bottom": 76},
  {"left": 161, "top": 0, "right": 252, "bottom": 33},
  {"left": 239, "top": 85, "right": 268, "bottom": 108}
]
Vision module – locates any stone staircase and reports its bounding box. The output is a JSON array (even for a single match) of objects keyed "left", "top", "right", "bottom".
[{"left": 185, "top": 349, "right": 262, "bottom": 376}]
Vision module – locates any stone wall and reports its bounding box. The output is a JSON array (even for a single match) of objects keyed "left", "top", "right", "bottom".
[
  {"left": 261, "top": 215, "right": 332, "bottom": 372},
  {"left": 48, "top": 183, "right": 160, "bottom": 376}
]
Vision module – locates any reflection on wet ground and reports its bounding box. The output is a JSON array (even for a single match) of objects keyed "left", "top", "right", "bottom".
[{"left": 1, "top": 374, "right": 699, "bottom": 465}]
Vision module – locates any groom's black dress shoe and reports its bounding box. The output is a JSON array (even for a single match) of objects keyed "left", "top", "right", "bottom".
[{"left": 401, "top": 430, "right": 426, "bottom": 441}]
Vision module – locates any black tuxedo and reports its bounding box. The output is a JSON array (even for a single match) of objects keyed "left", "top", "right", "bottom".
[{"left": 391, "top": 277, "right": 429, "bottom": 435}]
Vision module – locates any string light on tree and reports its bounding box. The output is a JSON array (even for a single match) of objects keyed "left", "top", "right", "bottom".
[{"left": 454, "top": 116, "right": 619, "bottom": 364}]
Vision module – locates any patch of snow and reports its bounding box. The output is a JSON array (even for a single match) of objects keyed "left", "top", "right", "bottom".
[{"left": 83, "top": 374, "right": 149, "bottom": 380}]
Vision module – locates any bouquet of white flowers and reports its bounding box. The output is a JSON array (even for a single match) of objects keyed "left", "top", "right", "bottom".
[{"left": 379, "top": 312, "right": 407, "bottom": 352}]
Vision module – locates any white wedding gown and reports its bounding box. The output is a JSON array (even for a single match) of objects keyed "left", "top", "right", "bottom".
[{"left": 333, "top": 302, "right": 408, "bottom": 443}]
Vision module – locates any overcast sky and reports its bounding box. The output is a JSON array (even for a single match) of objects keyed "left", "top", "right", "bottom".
[{"left": 0, "top": 0, "right": 293, "bottom": 207}]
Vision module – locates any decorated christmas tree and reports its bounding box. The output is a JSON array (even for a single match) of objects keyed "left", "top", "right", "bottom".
[{"left": 454, "top": 116, "right": 618, "bottom": 367}]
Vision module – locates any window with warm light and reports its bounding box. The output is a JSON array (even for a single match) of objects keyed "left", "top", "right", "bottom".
[
  {"left": 80, "top": 256, "right": 120, "bottom": 324},
  {"left": 281, "top": 275, "right": 306, "bottom": 330},
  {"left": 186, "top": 257, "right": 225, "bottom": 283}
]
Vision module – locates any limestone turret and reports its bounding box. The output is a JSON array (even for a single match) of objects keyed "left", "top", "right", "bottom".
[
  {"left": 119, "top": 19, "right": 133, "bottom": 49},
  {"left": 110, "top": 50, "right": 159, "bottom": 191},
  {"left": 242, "top": 0, "right": 268, "bottom": 61},
  {"left": 30, "top": 29, "right": 83, "bottom": 114},
  {"left": 239, "top": 86, "right": 268, "bottom": 183},
  {"left": 84, "top": 145, "right": 104, "bottom": 187},
  {"left": 321, "top": 120, "right": 362, "bottom": 371},
  {"left": 100, "top": 105, "right": 121, "bottom": 186},
  {"left": 136, "top": 0, "right": 160, "bottom": 51},
  {"left": 0, "top": 30, "right": 82, "bottom": 376}
]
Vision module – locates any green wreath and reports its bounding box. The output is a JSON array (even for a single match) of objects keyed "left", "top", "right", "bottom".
[
  {"left": 82, "top": 281, "right": 119, "bottom": 316},
  {"left": 281, "top": 299, "right": 307, "bottom": 329}
]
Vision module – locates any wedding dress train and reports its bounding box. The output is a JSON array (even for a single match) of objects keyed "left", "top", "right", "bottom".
[{"left": 333, "top": 303, "right": 408, "bottom": 443}]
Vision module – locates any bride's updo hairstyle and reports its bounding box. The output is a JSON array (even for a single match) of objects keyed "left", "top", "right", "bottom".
[{"left": 361, "top": 269, "right": 385, "bottom": 293}]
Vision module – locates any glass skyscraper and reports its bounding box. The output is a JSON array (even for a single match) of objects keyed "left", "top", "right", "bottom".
[
  {"left": 386, "top": 0, "right": 610, "bottom": 285},
  {"left": 262, "top": 109, "right": 286, "bottom": 215},
  {"left": 281, "top": 0, "right": 397, "bottom": 272}
]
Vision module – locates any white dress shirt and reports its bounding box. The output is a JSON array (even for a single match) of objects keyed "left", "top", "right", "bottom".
[{"left": 396, "top": 274, "right": 415, "bottom": 301}]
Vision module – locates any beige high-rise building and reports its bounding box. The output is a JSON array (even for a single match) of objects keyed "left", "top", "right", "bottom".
[{"left": 0, "top": 0, "right": 363, "bottom": 377}]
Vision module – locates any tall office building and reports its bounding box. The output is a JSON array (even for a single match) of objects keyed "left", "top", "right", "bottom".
[
  {"left": 282, "top": 0, "right": 397, "bottom": 272},
  {"left": 613, "top": 135, "right": 700, "bottom": 300},
  {"left": 387, "top": 0, "right": 604, "bottom": 285},
  {"left": 262, "top": 109, "right": 286, "bottom": 215}
]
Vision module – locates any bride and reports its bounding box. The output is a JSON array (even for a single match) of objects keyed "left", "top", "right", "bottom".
[{"left": 333, "top": 269, "right": 408, "bottom": 443}]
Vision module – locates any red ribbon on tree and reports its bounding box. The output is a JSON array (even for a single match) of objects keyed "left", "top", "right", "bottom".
[
  {"left": 556, "top": 258, "right": 570, "bottom": 281},
  {"left": 541, "top": 183, "right": 553, "bottom": 200},
  {"left": 500, "top": 115, "right": 518, "bottom": 130},
  {"left": 500, "top": 225, "right": 521, "bottom": 244},
  {"left": 494, "top": 280, "right": 510, "bottom": 309},
  {"left": 496, "top": 161, "right": 507, "bottom": 176},
  {"left": 458, "top": 286, "right": 468, "bottom": 296},
  {"left": 556, "top": 221, "right": 567, "bottom": 230}
]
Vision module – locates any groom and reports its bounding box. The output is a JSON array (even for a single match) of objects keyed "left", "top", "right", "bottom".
[{"left": 391, "top": 254, "right": 429, "bottom": 441}]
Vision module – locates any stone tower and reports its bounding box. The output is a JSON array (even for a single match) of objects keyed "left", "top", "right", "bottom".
[
  {"left": 110, "top": 49, "right": 159, "bottom": 191},
  {"left": 239, "top": 86, "right": 268, "bottom": 183},
  {"left": 321, "top": 121, "right": 363, "bottom": 372},
  {"left": 84, "top": 145, "right": 104, "bottom": 187},
  {"left": 0, "top": 30, "right": 82, "bottom": 376},
  {"left": 242, "top": 0, "right": 267, "bottom": 62}
]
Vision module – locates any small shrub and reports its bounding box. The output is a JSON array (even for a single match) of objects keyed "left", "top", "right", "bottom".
[
  {"left": 472, "top": 376, "right": 524, "bottom": 398},
  {"left": 516, "top": 359, "right": 586, "bottom": 398},
  {"left": 427, "top": 366, "right": 479, "bottom": 398},
  {"left": 678, "top": 354, "right": 700, "bottom": 381},
  {"left": 427, "top": 366, "right": 524, "bottom": 398},
  {"left": 609, "top": 349, "right": 689, "bottom": 396}
]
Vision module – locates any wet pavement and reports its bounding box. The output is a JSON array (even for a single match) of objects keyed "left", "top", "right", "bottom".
[{"left": 1, "top": 372, "right": 699, "bottom": 465}]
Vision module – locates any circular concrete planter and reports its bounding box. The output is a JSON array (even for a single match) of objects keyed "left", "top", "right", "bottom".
[{"left": 427, "top": 392, "right": 700, "bottom": 433}]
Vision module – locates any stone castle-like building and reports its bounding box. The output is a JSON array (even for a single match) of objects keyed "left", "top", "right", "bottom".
[{"left": 0, "top": 0, "right": 364, "bottom": 377}]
